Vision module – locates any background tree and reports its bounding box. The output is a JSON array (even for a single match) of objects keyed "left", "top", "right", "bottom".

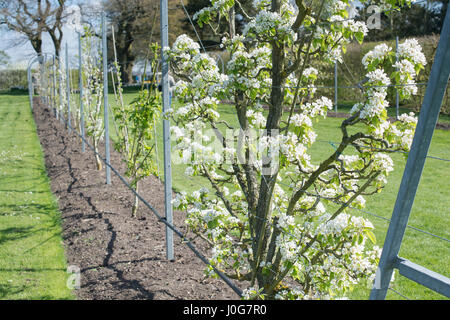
[
  {"left": 0, "top": 0, "right": 67, "bottom": 58},
  {"left": 359, "top": 0, "right": 448, "bottom": 41},
  {"left": 102, "top": 0, "right": 190, "bottom": 84},
  {"left": 47, "top": 0, "right": 65, "bottom": 58},
  {"left": 103, "top": 0, "right": 159, "bottom": 84}
]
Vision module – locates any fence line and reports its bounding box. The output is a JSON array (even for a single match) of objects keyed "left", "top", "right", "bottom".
[
  {"left": 28, "top": 3, "right": 449, "bottom": 299},
  {"left": 29, "top": 51, "right": 450, "bottom": 247},
  {"left": 388, "top": 287, "right": 410, "bottom": 300},
  {"left": 36, "top": 74, "right": 440, "bottom": 298},
  {"left": 315, "top": 139, "right": 450, "bottom": 164},
  {"left": 253, "top": 158, "right": 450, "bottom": 244},
  {"left": 40, "top": 99, "right": 244, "bottom": 298}
]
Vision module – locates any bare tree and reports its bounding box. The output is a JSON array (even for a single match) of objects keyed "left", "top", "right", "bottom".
[
  {"left": 103, "top": 0, "right": 160, "bottom": 84},
  {"left": 0, "top": 0, "right": 66, "bottom": 58},
  {"left": 103, "top": 0, "right": 194, "bottom": 84},
  {"left": 47, "top": 0, "right": 65, "bottom": 57}
]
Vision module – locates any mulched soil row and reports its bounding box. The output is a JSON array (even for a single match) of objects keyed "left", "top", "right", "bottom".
[{"left": 32, "top": 99, "right": 238, "bottom": 300}]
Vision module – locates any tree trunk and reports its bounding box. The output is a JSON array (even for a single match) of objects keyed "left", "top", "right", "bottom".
[
  {"left": 52, "top": 36, "right": 62, "bottom": 60},
  {"left": 116, "top": 44, "right": 135, "bottom": 84},
  {"left": 93, "top": 140, "right": 103, "bottom": 170},
  {"left": 132, "top": 180, "right": 139, "bottom": 217},
  {"left": 30, "top": 35, "right": 43, "bottom": 57},
  {"left": 229, "top": 6, "right": 235, "bottom": 39},
  {"left": 115, "top": 22, "right": 135, "bottom": 84},
  {"left": 121, "top": 61, "right": 134, "bottom": 84},
  {"left": 250, "top": 0, "right": 286, "bottom": 293}
]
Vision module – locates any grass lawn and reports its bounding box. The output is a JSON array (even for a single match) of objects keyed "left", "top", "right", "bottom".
[
  {"left": 0, "top": 93, "right": 74, "bottom": 300},
  {"left": 70, "top": 89, "right": 449, "bottom": 300}
]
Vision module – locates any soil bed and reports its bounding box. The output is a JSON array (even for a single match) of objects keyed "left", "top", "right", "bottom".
[{"left": 32, "top": 99, "right": 238, "bottom": 300}]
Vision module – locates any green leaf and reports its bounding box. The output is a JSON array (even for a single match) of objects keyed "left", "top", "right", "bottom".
[
  {"left": 355, "top": 32, "right": 364, "bottom": 44},
  {"left": 366, "top": 230, "right": 377, "bottom": 244},
  {"left": 207, "top": 219, "right": 219, "bottom": 229},
  {"left": 358, "top": 233, "right": 364, "bottom": 245}
]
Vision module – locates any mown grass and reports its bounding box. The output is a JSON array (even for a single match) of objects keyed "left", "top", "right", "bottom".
[
  {"left": 0, "top": 93, "right": 74, "bottom": 300},
  {"left": 69, "top": 90, "right": 449, "bottom": 300}
]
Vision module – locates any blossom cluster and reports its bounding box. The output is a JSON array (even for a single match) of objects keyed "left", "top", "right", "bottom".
[
  {"left": 243, "top": 8, "right": 297, "bottom": 45},
  {"left": 352, "top": 39, "right": 423, "bottom": 150}
]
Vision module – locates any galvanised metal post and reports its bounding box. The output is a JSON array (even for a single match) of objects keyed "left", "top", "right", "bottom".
[
  {"left": 79, "top": 32, "right": 85, "bottom": 153},
  {"left": 48, "top": 55, "right": 52, "bottom": 111},
  {"left": 395, "top": 36, "right": 399, "bottom": 120},
  {"left": 27, "top": 61, "right": 33, "bottom": 110},
  {"left": 160, "top": 0, "right": 174, "bottom": 261},
  {"left": 102, "top": 12, "right": 111, "bottom": 185},
  {"left": 45, "top": 55, "right": 49, "bottom": 107},
  {"left": 66, "top": 43, "right": 71, "bottom": 133},
  {"left": 42, "top": 55, "right": 46, "bottom": 105},
  {"left": 40, "top": 55, "right": 44, "bottom": 102},
  {"left": 334, "top": 61, "right": 338, "bottom": 113},
  {"left": 58, "top": 55, "right": 63, "bottom": 122},
  {"left": 53, "top": 56, "right": 57, "bottom": 117},
  {"left": 370, "top": 7, "right": 450, "bottom": 300}
]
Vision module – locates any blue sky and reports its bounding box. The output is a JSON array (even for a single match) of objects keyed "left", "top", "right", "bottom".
[
  {"left": 0, "top": 0, "right": 349, "bottom": 69},
  {"left": 0, "top": 0, "right": 101, "bottom": 69}
]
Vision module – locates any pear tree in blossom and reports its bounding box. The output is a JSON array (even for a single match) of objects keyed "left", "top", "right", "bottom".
[{"left": 168, "top": 0, "right": 425, "bottom": 299}]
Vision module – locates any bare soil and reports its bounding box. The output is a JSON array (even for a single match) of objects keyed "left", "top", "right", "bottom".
[{"left": 32, "top": 99, "right": 239, "bottom": 300}]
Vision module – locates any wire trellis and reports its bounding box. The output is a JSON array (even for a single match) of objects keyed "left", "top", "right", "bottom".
[{"left": 31, "top": 0, "right": 449, "bottom": 300}]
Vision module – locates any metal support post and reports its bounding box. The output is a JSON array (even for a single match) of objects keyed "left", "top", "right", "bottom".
[
  {"left": 370, "top": 8, "right": 450, "bottom": 300},
  {"left": 160, "top": 0, "right": 174, "bottom": 261},
  {"left": 334, "top": 61, "right": 338, "bottom": 113},
  {"left": 102, "top": 12, "right": 111, "bottom": 185},
  {"left": 395, "top": 36, "right": 399, "bottom": 120},
  {"left": 66, "top": 43, "right": 71, "bottom": 133},
  {"left": 79, "top": 32, "right": 85, "bottom": 153},
  {"left": 53, "top": 56, "right": 57, "bottom": 117},
  {"left": 27, "top": 62, "right": 33, "bottom": 110},
  {"left": 58, "top": 56, "right": 63, "bottom": 122}
]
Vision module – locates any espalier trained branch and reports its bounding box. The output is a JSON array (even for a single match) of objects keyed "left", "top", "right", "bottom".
[
  {"left": 81, "top": 26, "right": 105, "bottom": 170},
  {"left": 110, "top": 42, "right": 161, "bottom": 217},
  {"left": 167, "top": 0, "right": 426, "bottom": 299}
]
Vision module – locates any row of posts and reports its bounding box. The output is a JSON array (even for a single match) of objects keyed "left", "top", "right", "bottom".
[
  {"left": 31, "top": 23, "right": 401, "bottom": 265},
  {"left": 35, "top": 7, "right": 174, "bottom": 261},
  {"left": 31, "top": 26, "right": 403, "bottom": 263}
]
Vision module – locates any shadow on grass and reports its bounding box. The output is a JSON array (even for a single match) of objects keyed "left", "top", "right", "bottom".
[
  {"left": 0, "top": 203, "right": 63, "bottom": 250},
  {"left": 0, "top": 202, "right": 61, "bottom": 220},
  {"left": 0, "top": 226, "right": 36, "bottom": 246},
  {"left": 0, "top": 270, "right": 72, "bottom": 300},
  {"left": 0, "top": 283, "right": 26, "bottom": 299}
]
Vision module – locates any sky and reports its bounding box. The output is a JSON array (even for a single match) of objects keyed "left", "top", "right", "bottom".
[
  {"left": 0, "top": 0, "right": 101, "bottom": 69},
  {"left": 0, "top": 0, "right": 350, "bottom": 69},
  {"left": 0, "top": 0, "right": 427, "bottom": 70}
]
